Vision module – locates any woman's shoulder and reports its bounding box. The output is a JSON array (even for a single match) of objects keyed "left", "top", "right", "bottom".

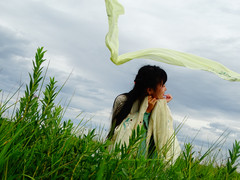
[
  {"left": 113, "top": 94, "right": 128, "bottom": 111},
  {"left": 115, "top": 94, "right": 127, "bottom": 103}
]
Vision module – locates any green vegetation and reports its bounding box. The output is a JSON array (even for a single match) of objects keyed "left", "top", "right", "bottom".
[{"left": 0, "top": 48, "right": 239, "bottom": 179}]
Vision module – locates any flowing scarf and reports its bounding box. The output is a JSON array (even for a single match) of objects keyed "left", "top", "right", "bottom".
[{"left": 105, "top": 0, "right": 240, "bottom": 81}]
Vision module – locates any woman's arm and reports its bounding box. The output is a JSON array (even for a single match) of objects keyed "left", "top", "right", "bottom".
[{"left": 146, "top": 96, "right": 157, "bottom": 113}]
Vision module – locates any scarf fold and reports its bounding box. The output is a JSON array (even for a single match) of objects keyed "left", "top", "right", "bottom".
[{"left": 110, "top": 97, "right": 181, "bottom": 162}]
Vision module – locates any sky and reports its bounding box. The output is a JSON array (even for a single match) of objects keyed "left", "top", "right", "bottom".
[{"left": 0, "top": 0, "right": 240, "bottom": 156}]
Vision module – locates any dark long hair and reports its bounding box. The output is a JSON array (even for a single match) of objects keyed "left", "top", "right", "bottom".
[{"left": 107, "top": 65, "right": 167, "bottom": 139}]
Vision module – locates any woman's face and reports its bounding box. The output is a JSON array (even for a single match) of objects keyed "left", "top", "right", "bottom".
[{"left": 148, "top": 83, "right": 167, "bottom": 99}]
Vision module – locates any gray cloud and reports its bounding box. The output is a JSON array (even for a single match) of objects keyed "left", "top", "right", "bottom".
[{"left": 0, "top": 26, "right": 33, "bottom": 92}]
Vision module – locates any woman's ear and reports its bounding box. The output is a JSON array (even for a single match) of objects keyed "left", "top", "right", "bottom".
[{"left": 147, "top": 88, "right": 153, "bottom": 95}]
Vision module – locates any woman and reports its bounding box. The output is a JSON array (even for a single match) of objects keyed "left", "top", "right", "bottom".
[{"left": 107, "top": 65, "right": 180, "bottom": 160}]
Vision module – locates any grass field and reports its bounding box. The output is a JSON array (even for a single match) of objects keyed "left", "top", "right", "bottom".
[{"left": 0, "top": 48, "right": 239, "bottom": 179}]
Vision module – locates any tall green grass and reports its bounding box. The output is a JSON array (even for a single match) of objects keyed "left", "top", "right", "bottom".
[{"left": 0, "top": 47, "right": 239, "bottom": 179}]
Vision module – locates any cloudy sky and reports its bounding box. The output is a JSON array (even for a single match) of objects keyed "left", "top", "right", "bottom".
[{"left": 1, "top": 0, "right": 240, "bottom": 155}]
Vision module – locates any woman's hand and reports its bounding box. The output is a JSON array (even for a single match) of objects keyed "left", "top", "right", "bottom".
[
  {"left": 164, "top": 94, "right": 173, "bottom": 103},
  {"left": 146, "top": 94, "right": 173, "bottom": 113},
  {"left": 146, "top": 96, "right": 157, "bottom": 113}
]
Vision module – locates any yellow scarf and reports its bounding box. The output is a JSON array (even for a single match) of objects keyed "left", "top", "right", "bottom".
[
  {"left": 110, "top": 97, "right": 181, "bottom": 162},
  {"left": 105, "top": 0, "right": 240, "bottom": 81}
]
